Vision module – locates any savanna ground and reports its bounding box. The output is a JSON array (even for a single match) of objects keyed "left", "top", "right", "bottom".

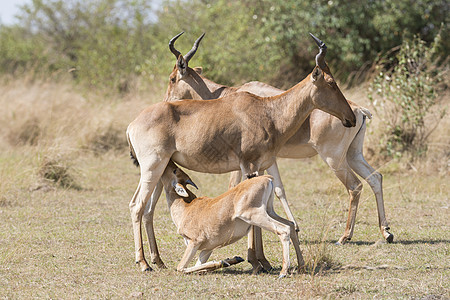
[{"left": 0, "top": 77, "right": 448, "bottom": 299}]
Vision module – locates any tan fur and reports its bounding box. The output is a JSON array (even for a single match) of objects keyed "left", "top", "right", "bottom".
[
  {"left": 127, "top": 41, "right": 357, "bottom": 272},
  {"left": 162, "top": 49, "right": 392, "bottom": 248},
  {"left": 160, "top": 161, "right": 303, "bottom": 277}
]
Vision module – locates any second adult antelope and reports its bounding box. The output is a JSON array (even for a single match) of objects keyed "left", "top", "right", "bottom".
[
  {"left": 163, "top": 32, "right": 393, "bottom": 246},
  {"left": 127, "top": 33, "right": 356, "bottom": 272}
]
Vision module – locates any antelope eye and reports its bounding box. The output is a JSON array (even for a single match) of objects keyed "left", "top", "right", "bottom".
[{"left": 170, "top": 77, "right": 176, "bottom": 83}]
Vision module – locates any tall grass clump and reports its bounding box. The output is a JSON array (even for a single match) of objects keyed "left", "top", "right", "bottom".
[
  {"left": 368, "top": 31, "right": 448, "bottom": 161},
  {"left": 37, "top": 154, "right": 80, "bottom": 189},
  {"left": 302, "top": 229, "right": 340, "bottom": 276},
  {"left": 83, "top": 123, "right": 129, "bottom": 155}
]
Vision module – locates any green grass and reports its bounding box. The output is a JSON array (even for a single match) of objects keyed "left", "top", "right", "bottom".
[
  {"left": 0, "top": 78, "right": 448, "bottom": 298},
  {"left": 0, "top": 151, "right": 448, "bottom": 299}
]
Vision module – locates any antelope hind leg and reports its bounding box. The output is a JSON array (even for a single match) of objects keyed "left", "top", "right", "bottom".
[
  {"left": 183, "top": 256, "right": 245, "bottom": 274},
  {"left": 142, "top": 180, "right": 167, "bottom": 268}
]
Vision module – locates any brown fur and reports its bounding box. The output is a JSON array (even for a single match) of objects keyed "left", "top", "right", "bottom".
[{"left": 159, "top": 161, "right": 303, "bottom": 277}]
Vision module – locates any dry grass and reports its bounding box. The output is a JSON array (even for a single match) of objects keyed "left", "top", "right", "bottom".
[{"left": 0, "top": 77, "right": 448, "bottom": 299}]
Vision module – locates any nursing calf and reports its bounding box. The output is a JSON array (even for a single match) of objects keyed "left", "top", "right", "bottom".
[{"left": 160, "top": 160, "right": 304, "bottom": 277}]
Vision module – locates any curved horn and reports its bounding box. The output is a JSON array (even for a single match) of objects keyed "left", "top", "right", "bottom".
[
  {"left": 186, "top": 178, "right": 198, "bottom": 189},
  {"left": 169, "top": 31, "right": 184, "bottom": 59},
  {"left": 309, "top": 33, "right": 327, "bottom": 70},
  {"left": 184, "top": 33, "right": 205, "bottom": 63}
]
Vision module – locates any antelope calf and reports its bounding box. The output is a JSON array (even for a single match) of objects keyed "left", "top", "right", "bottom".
[{"left": 160, "top": 160, "right": 304, "bottom": 278}]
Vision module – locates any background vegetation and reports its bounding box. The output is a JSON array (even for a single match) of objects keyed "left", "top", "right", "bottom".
[
  {"left": 0, "top": 0, "right": 448, "bottom": 89},
  {"left": 0, "top": 0, "right": 448, "bottom": 298}
]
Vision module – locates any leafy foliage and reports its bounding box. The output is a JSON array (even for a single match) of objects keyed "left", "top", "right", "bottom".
[
  {"left": 369, "top": 32, "right": 447, "bottom": 160},
  {"left": 1, "top": 0, "right": 158, "bottom": 91},
  {"left": 0, "top": 0, "right": 447, "bottom": 89}
]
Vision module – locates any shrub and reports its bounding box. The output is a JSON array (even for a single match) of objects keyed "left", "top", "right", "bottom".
[
  {"left": 368, "top": 31, "right": 447, "bottom": 161},
  {"left": 2, "top": 0, "right": 447, "bottom": 89},
  {"left": 83, "top": 124, "right": 128, "bottom": 155},
  {"left": 7, "top": 117, "right": 42, "bottom": 146},
  {"left": 38, "top": 155, "right": 80, "bottom": 189}
]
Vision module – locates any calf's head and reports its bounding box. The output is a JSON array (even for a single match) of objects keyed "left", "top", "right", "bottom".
[{"left": 161, "top": 160, "right": 198, "bottom": 202}]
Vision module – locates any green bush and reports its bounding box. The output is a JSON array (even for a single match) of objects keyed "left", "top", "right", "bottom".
[
  {"left": 0, "top": 25, "right": 49, "bottom": 75},
  {"left": 0, "top": 0, "right": 448, "bottom": 89},
  {"left": 1, "top": 0, "right": 159, "bottom": 91},
  {"left": 368, "top": 32, "right": 447, "bottom": 160}
]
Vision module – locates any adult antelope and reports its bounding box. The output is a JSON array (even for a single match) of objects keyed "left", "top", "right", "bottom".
[
  {"left": 159, "top": 160, "right": 303, "bottom": 278},
  {"left": 127, "top": 33, "right": 356, "bottom": 272},
  {"left": 163, "top": 32, "right": 393, "bottom": 247}
]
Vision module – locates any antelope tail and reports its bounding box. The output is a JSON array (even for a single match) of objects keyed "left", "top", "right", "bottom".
[
  {"left": 358, "top": 106, "right": 372, "bottom": 119},
  {"left": 127, "top": 132, "right": 139, "bottom": 167}
]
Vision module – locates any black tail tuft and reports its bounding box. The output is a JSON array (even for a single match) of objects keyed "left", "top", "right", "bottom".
[{"left": 130, "top": 151, "right": 139, "bottom": 167}]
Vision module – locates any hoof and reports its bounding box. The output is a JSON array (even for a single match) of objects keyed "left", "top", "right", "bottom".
[
  {"left": 278, "top": 273, "right": 287, "bottom": 279},
  {"left": 155, "top": 263, "right": 167, "bottom": 269},
  {"left": 235, "top": 256, "right": 245, "bottom": 263},
  {"left": 386, "top": 233, "right": 394, "bottom": 243},
  {"left": 337, "top": 236, "right": 350, "bottom": 245},
  {"left": 136, "top": 262, "right": 153, "bottom": 272},
  {"left": 335, "top": 241, "right": 343, "bottom": 246},
  {"left": 261, "top": 264, "right": 273, "bottom": 273},
  {"left": 250, "top": 264, "right": 263, "bottom": 275},
  {"left": 151, "top": 258, "right": 167, "bottom": 269},
  {"left": 258, "top": 258, "right": 273, "bottom": 272},
  {"left": 222, "top": 256, "right": 245, "bottom": 268},
  {"left": 221, "top": 260, "right": 231, "bottom": 267}
]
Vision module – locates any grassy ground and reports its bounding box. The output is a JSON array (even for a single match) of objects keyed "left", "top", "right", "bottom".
[{"left": 0, "top": 78, "right": 448, "bottom": 299}]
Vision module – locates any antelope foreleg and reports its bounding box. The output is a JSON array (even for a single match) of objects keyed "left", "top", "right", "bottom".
[
  {"left": 177, "top": 241, "right": 200, "bottom": 272},
  {"left": 333, "top": 167, "right": 362, "bottom": 245}
]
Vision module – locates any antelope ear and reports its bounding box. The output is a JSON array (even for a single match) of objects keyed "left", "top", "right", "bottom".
[
  {"left": 193, "top": 66, "right": 203, "bottom": 74},
  {"left": 174, "top": 183, "right": 189, "bottom": 197},
  {"left": 176, "top": 55, "right": 187, "bottom": 76},
  {"left": 311, "top": 66, "right": 322, "bottom": 82}
]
